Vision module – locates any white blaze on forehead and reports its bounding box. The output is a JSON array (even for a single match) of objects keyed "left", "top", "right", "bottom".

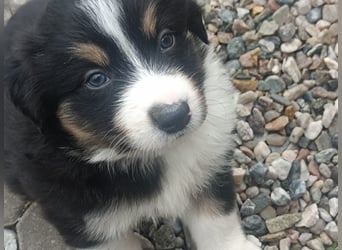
[{"left": 78, "top": 0, "right": 142, "bottom": 66}]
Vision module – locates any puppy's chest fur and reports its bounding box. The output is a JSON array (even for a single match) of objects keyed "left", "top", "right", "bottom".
[{"left": 85, "top": 137, "right": 230, "bottom": 240}]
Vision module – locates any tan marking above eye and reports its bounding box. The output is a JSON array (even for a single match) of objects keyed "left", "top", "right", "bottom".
[
  {"left": 142, "top": 2, "right": 157, "bottom": 39},
  {"left": 69, "top": 43, "right": 109, "bottom": 66}
]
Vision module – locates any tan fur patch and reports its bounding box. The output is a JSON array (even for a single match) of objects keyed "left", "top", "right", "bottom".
[
  {"left": 70, "top": 43, "right": 109, "bottom": 66},
  {"left": 58, "top": 103, "right": 95, "bottom": 143},
  {"left": 142, "top": 2, "right": 157, "bottom": 39}
]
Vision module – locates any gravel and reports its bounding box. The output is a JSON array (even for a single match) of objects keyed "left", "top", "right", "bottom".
[
  {"left": 203, "top": 0, "right": 338, "bottom": 249},
  {"left": 4, "top": 0, "right": 339, "bottom": 249}
]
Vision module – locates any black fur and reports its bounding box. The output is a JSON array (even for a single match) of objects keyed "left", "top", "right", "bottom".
[{"left": 5, "top": 0, "right": 236, "bottom": 248}]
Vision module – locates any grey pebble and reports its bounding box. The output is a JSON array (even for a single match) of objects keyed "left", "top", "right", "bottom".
[
  {"left": 296, "top": 112, "right": 311, "bottom": 129},
  {"left": 328, "top": 198, "right": 338, "bottom": 217},
  {"left": 289, "top": 179, "right": 307, "bottom": 199},
  {"left": 315, "top": 131, "right": 332, "bottom": 151},
  {"left": 248, "top": 108, "right": 265, "bottom": 135},
  {"left": 310, "top": 215, "right": 326, "bottom": 233},
  {"left": 226, "top": 37, "right": 246, "bottom": 59},
  {"left": 236, "top": 120, "right": 254, "bottom": 141},
  {"left": 290, "top": 127, "right": 304, "bottom": 144},
  {"left": 298, "top": 232, "right": 312, "bottom": 245},
  {"left": 276, "top": 0, "right": 295, "bottom": 5},
  {"left": 246, "top": 186, "right": 259, "bottom": 198},
  {"left": 314, "top": 148, "right": 337, "bottom": 163},
  {"left": 240, "top": 199, "right": 257, "bottom": 217},
  {"left": 266, "top": 134, "right": 287, "bottom": 147},
  {"left": 234, "top": 149, "right": 252, "bottom": 164},
  {"left": 321, "top": 179, "right": 334, "bottom": 194},
  {"left": 318, "top": 208, "right": 332, "bottom": 222},
  {"left": 266, "top": 76, "right": 287, "bottom": 93},
  {"left": 260, "top": 206, "right": 277, "bottom": 220},
  {"left": 271, "top": 187, "right": 291, "bottom": 206},
  {"left": 278, "top": 23, "right": 297, "bottom": 42},
  {"left": 295, "top": 0, "right": 311, "bottom": 15},
  {"left": 279, "top": 237, "right": 291, "bottom": 250},
  {"left": 251, "top": 192, "right": 271, "bottom": 214},
  {"left": 322, "top": 103, "right": 337, "bottom": 128},
  {"left": 152, "top": 225, "right": 176, "bottom": 250},
  {"left": 266, "top": 213, "right": 301, "bottom": 233},
  {"left": 242, "top": 215, "right": 268, "bottom": 236},
  {"left": 238, "top": 91, "right": 258, "bottom": 104},
  {"left": 218, "top": 9, "right": 236, "bottom": 24},
  {"left": 307, "top": 238, "right": 324, "bottom": 250},
  {"left": 270, "top": 93, "right": 291, "bottom": 106},
  {"left": 318, "top": 164, "right": 331, "bottom": 178},
  {"left": 264, "top": 110, "right": 280, "bottom": 123},
  {"left": 311, "top": 186, "right": 322, "bottom": 203},
  {"left": 259, "top": 20, "right": 279, "bottom": 36},
  {"left": 311, "top": 220, "right": 327, "bottom": 235},
  {"left": 322, "top": 4, "right": 338, "bottom": 23},
  {"left": 324, "top": 221, "right": 338, "bottom": 242},
  {"left": 273, "top": 5, "right": 290, "bottom": 25},
  {"left": 306, "top": 8, "right": 322, "bottom": 23},
  {"left": 249, "top": 163, "right": 268, "bottom": 185},
  {"left": 259, "top": 39, "right": 275, "bottom": 53},
  {"left": 225, "top": 60, "right": 241, "bottom": 75}
]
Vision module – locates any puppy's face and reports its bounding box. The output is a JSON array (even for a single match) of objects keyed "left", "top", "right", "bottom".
[{"left": 10, "top": 0, "right": 210, "bottom": 160}]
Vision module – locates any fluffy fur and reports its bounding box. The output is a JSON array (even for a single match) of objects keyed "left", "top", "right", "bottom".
[{"left": 4, "top": 0, "right": 260, "bottom": 249}]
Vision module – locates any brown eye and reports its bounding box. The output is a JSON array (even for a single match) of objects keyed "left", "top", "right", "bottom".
[{"left": 160, "top": 32, "right": 175, "bottom": 51}]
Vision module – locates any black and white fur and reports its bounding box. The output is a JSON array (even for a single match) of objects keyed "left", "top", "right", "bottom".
[{"left": 4, "top": 0, "right": 260, "bottom": 249}]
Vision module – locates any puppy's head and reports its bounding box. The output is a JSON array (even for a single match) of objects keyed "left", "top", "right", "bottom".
[{"left": 7, "top": 0, "right": 210, "bottom": 161}]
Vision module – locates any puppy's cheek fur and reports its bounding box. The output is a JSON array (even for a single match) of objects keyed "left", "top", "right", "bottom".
[
  {"left": 114, "top": 73, "right": 205, "bottom": 152},
  {"left": 57, "top": 102, "right": 97, "bottom": 146}
]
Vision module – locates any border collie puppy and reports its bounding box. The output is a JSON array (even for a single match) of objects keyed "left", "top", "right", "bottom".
[{"left": 4, "top": 0, "right": 260, "bottom": 249}]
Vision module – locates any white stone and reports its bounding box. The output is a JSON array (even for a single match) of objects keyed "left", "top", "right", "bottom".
[
  {"left": 322, "top": 103, "right": 337, "bottom": 128},
  {"left": 4, "top": 230, "right": 17, "bottom": 250},
  {"left": 298, "top": 232, "right": 312, "bottom": 245},
  {"left": 304, "top": 120, "right": 323, "bottom": 140},
  {"left": 328, "top": 198, "right": 338, "bottom": 217},
  {"left": 236, "top": 7, "right": 250, "bottom": 18},
  {"left": 283, "top": 57, "right": 301, "bottom": 83},
  {"left": 279, "top": 237, "right": 291, "bottom": 250},
  {"left": 324, "top": 57, "right": 338, "bottom": 70},
  {"left": 307, "top": 238, "right": 324, "bottom": 250},
  {"left": 295, "top": 0, "right": 311, "bottom": 15},
  {"left": 296, "top": 203, "right": 319, "bottom": 227},
  {"left": 281, "top": 38, "right": 302, "bottom": 53},
  {"left": 324, "top": 221, "right": 338, "bottom": 242},
  {"left": 271, "top": 158, "right": 292, "bottom": 180},
  {"left": 254, "top": 141, "right": 271, "bottom": 162},
  {"left": 290, "top": 127, "right": 304, "bottom": 143}
]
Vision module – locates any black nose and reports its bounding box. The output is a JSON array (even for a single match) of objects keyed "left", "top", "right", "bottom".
[{"left": 149, "top": 101, "right": 191, "bottom": 134}]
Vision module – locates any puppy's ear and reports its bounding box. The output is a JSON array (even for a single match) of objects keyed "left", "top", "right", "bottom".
[
  {"left": 5, "top": 38, "right": 47, "bottom": 129},
  {"left": 187, "top": 0, "right": 208, "bottom": 44}
]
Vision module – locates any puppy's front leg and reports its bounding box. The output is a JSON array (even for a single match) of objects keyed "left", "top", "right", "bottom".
[
  {"left": 182, "top": 206, "right": 260, "bottom": 250},
  {"left": 181, "top": 171, "right": 261, "bottom": 250}
]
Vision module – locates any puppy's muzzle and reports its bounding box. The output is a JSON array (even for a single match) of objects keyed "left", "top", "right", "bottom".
[{"left": 149, "top": 101, "right": 191, "bottom": 134}]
